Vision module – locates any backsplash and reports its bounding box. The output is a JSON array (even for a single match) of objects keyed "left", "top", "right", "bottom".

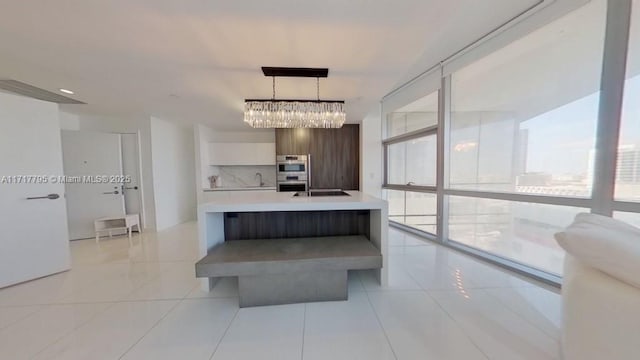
[{"left": 207, "top": 165, "right": 276, "bottom": 188}]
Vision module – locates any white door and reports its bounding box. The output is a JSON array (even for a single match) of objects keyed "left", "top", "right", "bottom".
[
  {"left": 0, "top": 92, "right": 71, "bottom": 288},
  {"left": 62, "top": 131, "right": 126, "bottom": 240},
  {"left": 121, "top": 133, "right": 143, "bottom": 224}
]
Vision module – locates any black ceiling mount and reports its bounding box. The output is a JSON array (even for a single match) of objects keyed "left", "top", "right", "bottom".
[{"left": 261, "top": 67, "right": 329, "bottom": 78}]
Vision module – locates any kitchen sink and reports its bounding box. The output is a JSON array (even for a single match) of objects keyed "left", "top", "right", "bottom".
[{"left": 293, "top": 190, "right": 350, "bottom": 197}]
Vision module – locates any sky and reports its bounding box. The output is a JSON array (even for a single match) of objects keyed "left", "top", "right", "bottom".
[{"left": 521, "top": 75, "right": 640, "bottom": 177}]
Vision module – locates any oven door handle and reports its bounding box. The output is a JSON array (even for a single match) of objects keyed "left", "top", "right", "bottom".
[{"left": 307, "top": 154, "right": 311, "bottom": 189}]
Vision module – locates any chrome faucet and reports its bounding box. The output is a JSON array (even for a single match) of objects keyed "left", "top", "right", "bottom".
[{"left": 255, "top": 172, "right": 264, "bottom": 187}]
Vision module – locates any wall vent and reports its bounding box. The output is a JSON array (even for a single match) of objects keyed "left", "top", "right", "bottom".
[{"left": 0, "top": 80, "right": 85, "bottom": 104}]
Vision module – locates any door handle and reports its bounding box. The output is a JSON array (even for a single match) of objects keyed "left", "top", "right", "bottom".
[
  {"left": 103, "top": 191, "right": 120, "bottom": 195},
  {"left": 124, "top": 186, "right": 138, "bottom": 190},
  {"left": 26, "top": 193, "right": 60, "bottom": 200},
  {"left": 307, "top": 153, "right": 311, "bottom": 190}
]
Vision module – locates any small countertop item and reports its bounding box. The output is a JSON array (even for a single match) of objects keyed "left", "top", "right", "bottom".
[{"left": 208, "top": 175, "right": 219, "bottom": 188}]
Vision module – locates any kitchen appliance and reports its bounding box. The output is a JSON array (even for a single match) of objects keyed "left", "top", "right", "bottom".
[
  {"left": 293, "top": 190, "right": 350, "bottom": 197},
  {"left": 277, "top": 155, "right": 308, "bottom": 192},
  {"left": 278, "top": 181, "right": 307, "bottom": 192}
]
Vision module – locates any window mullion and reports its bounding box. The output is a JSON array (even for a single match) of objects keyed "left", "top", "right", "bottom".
[
  {"left": 591, "top": 0, "right": 632, "bottom": 216},
  {"left": 437, "top": 75, "right": 451, "bottom": 243}
]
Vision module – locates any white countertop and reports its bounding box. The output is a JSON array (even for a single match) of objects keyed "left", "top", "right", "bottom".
[
  {"left": 199, "top": 191, "right": 386, "bottom": 212},
  {"left": 203, "top": 186, "right": 276, "bottom": 191}
]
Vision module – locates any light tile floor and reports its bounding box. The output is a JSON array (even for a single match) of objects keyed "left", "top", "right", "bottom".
[{"left": 0, "top": 222, "right": 561, "bottom": 360}]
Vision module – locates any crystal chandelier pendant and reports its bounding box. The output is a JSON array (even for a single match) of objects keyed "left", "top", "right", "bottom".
[
  {"left": 244, "top": 67, "right": 346, "bottom": 128},
  {"left": 244, "top": 100, "right": 346, "bottom": 128}
]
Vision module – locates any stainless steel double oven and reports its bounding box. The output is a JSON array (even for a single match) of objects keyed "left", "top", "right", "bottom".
[{"left": 276, "top": 155, "right": 308, "bottom": 192}]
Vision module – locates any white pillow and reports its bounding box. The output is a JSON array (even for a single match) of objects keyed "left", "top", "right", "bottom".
[{"left": 555, "top": 212, "right": 640, "bottom": 289}]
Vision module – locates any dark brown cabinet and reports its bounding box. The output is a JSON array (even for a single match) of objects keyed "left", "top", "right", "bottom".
[
  {"left": 274, "top": 128, "right": 311, "bottom": 155},
  {"left": 275, "top": 125, "right": 359, "bottom": 190}
]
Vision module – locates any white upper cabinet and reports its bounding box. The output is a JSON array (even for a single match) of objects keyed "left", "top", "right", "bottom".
[{"left": 208, "top": 142, "right": 276, "bottom": 165}]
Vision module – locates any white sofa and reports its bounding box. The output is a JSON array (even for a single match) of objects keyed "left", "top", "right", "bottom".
[
  {"left": 556, "top": 214, "right": 640, "bottom": 360},
  {"left": 562, "top": 255, "right": 640, "bottom": 360}
]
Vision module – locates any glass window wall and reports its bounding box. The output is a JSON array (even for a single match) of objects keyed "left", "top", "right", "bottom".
[
  {"left": 382, "top": 0, "right": 640, "bottom": 281},
  {"left": 387, "top": 190, "right": 437, "bottom": 234},
  {"left": 449, "top": 0, "right": 605, "bottom": 196}
]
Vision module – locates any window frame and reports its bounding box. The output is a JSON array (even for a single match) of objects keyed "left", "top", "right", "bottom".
[{"left": 383, "top": 100, "right": 439, "bottom": 193}]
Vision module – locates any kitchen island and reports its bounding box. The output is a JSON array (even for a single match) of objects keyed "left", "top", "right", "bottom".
[{"left": 196, "top": 191, "right": 388, "bottom": 305}]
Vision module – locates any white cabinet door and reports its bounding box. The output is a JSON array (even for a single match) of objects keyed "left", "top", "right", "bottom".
[
  {"left": 0, "top": 92, "right": 71, "bottom": 288},
  {"left": 209, "top": 143, "right": 275, "bottom": 165}
]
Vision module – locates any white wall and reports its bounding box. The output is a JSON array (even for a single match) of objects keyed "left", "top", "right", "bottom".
[
  {"left": 361, "top": 107, "right": 383, "bottom": 198},
  {"left": 74, "top": 114, "right": 157, "bottom": 230},
  {"left": 194, "top": 125, "right": 206, "bottom": 203},
  {"left": 59, "top": 110, "right": 80, "bottom": 130},
  {"left": 150, "top": 117, "right": 197, "bottom": 230}
]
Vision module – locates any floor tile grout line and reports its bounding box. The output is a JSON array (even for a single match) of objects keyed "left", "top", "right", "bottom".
[
  {"left": 401, "top": 245, "right": 547, "bottom": 291},
  {"left": 179, "top": 280, "right": 203, "bottom": 301},
  {"left": 183, "top": 295, "right": 241, "bottom": 301},
  {"left": 363, "top": 289, "right": 399, "bottom": 360},
  {"left": 300, "top": 303, "right": 307, "bottom": 360},
  {"left": 208, "top": 305, "right": 240, "bottom": 360},
  {"left": 117, "top": 299, "right": 183, "bottom": 360},
  {"left": 361, "top": 269, "right": 371, "bottom": 294},
  {"left": 52, "top": 267, "right": 166, "bottom": 305},
  {"left": 0, "top": 305, "right": 44, "bottom": 331},
  {"left": 422, "top": 289, "right": 492, "bottom": 360},
  {"left": 184, "top": 283, "right": 202, "bottom": 300},
  {"left": 2, "top": 269, "right": 213, "bottom": 308},
  {"left": 481, "top": 288, "right": 561, "bottom": 342},
  {"left": 395, "top": 232, "right": 557, "bottom": 357},
  {"left": 428, "top": 288, "right": 561, "bottom": 358},
  {"left": 14, "top": 297, "right": 194, "bottom": 307},
  {"left": 28, "top": 300, "right": 120, "bottom": 359},
  {"left": 71, "top": 258, "right": 200, "bottom": 267},
  {"left": 354, "top": 270, "right": 365, "bottom": 291},
  {"left": 361, "top": 289, "right": 434, "bottom": 294},
  {"left": 401, "top": 259, "right": 438, "bottom": 292},
  {"left": 390, "top": 228, "right": 549, "bottom": 288},
  {"left": 121, "top": 274, "right": 201, "bottom": 303},
  {"left": 398, "top": 255, "right": 509, "bottom": 292}
]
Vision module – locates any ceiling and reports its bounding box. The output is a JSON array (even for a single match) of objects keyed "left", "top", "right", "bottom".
[{"left": 0, "top": 0, "right": 540, "bottom": 130}]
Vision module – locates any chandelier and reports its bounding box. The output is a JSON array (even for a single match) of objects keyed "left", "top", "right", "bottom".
[{"left": 244, "top": 67, "right": 346, "bottom": 128}]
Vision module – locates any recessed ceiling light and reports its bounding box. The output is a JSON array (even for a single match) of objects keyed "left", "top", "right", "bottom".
[{"left": 59, "top": 88, "right": 74, "bottom": 95}]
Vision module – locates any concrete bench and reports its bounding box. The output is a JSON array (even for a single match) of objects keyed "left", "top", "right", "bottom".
[{"left": 195, "top": 235, "right": 382, "bottom": 307}]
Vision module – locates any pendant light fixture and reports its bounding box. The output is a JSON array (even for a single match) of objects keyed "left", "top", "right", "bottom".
[{"left": 244, "top": 67, "right": 346, "bottom": 128}]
